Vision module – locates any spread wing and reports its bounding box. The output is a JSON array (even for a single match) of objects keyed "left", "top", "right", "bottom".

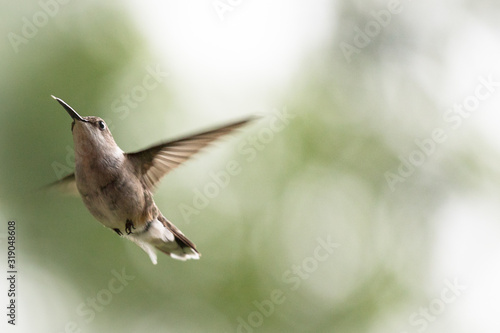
[
  {"left": 126, "top": 117, "right": 253, "bottom": 191},
  {"left": 43, "top": 173, "right": 79, "bottom": 196}
]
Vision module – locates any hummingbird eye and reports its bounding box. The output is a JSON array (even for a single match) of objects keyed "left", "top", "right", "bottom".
[{"left": 98, "top": 120, "right": 106, "bottom": 130}]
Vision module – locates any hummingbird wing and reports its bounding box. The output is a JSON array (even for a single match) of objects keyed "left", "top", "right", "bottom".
[
  {"left": 43, "top": 173, "right": 79, "bottom": 196},
  {"left": 126, "top": 117, "right": 253, "bottom": 191}
]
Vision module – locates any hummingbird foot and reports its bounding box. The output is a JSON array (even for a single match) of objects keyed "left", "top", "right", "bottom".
[
  {"left": 125, "top": 219, "right": 135, "bottom": 235},
  {"left": 113, "top": 228, "right": 123, "bottom": 236}
]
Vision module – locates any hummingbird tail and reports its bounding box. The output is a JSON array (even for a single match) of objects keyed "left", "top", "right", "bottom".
[
  {"left": 155, "top": 215, "right": 200, "bottom": 261},
  {"left": 154, "top": 239, "right": 200, "bottom": 261},
  {"left": 127, "top": 216, "right": 200, "bottom": 264}
]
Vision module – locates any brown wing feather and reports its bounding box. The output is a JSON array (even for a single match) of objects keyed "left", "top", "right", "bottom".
[
  {"left": 43, "top": 173, "right": 79, "bottom": 196},
  {"left": 126, "top": 117, "right": 253, "bottom": 191}
]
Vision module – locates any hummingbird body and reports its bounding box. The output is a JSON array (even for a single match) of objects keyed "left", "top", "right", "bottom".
[
  {"left": 50, "top": 96, "right": 251, "bottom": 264},
  {"left": 72, "top": 129, "right": 142, "bottom": 231}
]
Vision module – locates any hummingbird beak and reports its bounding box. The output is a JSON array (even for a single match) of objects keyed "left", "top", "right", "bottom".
[{"left": 51, "top": 95, "right": 88, "bottom": 122}]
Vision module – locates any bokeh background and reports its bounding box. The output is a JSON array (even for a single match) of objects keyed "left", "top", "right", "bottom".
[{"left": 1, "top": 0, "right": 500, "bottom": 332}]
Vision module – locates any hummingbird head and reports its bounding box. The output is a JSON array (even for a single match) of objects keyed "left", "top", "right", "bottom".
[{"left": 52, "top": 96, "right": 122, "bottom": 159}]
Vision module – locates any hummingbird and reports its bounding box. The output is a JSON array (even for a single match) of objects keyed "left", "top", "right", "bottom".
[{"left": 49, "top": 95, "right": 251, "bottom": 264}]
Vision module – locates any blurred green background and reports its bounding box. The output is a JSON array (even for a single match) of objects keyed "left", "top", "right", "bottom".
[{"left": 1, "top": 1, "right": 500, "bottom": 332}]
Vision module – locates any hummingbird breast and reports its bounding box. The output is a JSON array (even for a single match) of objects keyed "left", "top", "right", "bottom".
[{"left": 75, "top": 152, "right": 155, "bottom": 230}]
